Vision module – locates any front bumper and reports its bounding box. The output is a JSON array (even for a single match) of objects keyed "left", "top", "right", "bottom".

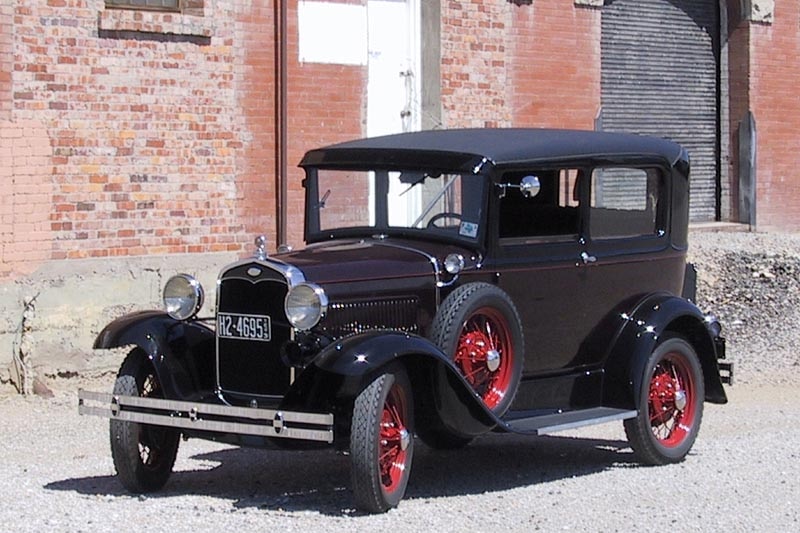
[{"left": 78, "top": 389, "right": 334, "bottom": 443}]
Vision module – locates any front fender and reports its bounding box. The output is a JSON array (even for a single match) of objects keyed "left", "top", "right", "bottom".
[
  {"left": 281, "top": 331, "right": 499, "bottom": 447},
  {"left": 603, "top": 293, "right": 728, "bottom": 409},
  {"left": 94, "top": 310, "right": 216, "bottom": 400}
]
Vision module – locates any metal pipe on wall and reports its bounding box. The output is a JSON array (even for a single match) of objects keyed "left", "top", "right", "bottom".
[{"left": 275, "top": 0, "right": 288, "bottom": 248}]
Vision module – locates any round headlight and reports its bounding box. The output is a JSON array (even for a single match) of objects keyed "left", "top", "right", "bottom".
[
  {"left": 284, "top": 283, "right": 328, "bottom": 331},
  {"left": 163, "top": 274, "right": 204, "bottom": 321}
]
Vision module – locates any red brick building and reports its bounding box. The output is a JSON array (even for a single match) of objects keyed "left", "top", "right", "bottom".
[{"left": 0, "top": 0, "right": 797, "bottom": 384}]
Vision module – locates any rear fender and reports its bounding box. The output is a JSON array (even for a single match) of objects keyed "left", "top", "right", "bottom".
[
  {"left": 603, "top": 294, "right": 728, "bottom": 409},
  {"left": 94, "top": 310, "right": 216, "bottom": 399},
  {"left": 281, "top": 331, "right": 498, "bottom": 447}
]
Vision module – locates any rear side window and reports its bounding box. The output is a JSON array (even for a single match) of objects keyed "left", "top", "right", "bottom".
[{"left": 589, "top": 167, "right": 664, "bottom": 239}]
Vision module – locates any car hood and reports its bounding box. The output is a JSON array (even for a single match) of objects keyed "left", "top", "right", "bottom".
[{"left": 275, "top": 238, "right": 474, "bottom": 285}]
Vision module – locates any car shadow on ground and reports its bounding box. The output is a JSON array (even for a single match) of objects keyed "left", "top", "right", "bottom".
[{"left": 45, "top": 432, "right": 636, "bottom": 516}]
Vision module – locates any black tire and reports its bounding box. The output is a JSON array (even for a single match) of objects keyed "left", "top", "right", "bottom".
[
  {"left": 624, "top": 335, "right": 705, "bottom": 465},
  {"left": 109, "top": 349, "right": 180, "bottom": 493},
  {"left": 350, "top": 365, "right": 414, "bottom": 513},
  {"left": 430, "top": 282, "right": 524, "bottom": 416}
]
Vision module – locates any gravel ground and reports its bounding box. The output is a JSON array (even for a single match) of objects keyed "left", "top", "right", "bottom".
[
  {"left": 690, "top": 230, "right": 800, "bottom": 384},
  {"left": 1, "top": 230, "right": 798, "bottom": 532}
]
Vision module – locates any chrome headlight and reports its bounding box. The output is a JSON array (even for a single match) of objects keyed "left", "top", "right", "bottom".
[
  {"left": 284, "top": 283, "right": 328, "bottom": 330},
  {"left": 444, "top": 253, "right": 465, "bottom": 275},
  {"left": 163, "top": 274, "right": 204, "bottom": 321}
]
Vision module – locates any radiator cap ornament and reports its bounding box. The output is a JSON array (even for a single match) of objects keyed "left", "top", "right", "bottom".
[{"left": 254, "top": 234, "right": 268, "bottom": 260}]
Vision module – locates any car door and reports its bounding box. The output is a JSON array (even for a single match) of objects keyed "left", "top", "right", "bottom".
[
  {"left": 575, "top": 165, "right": 683, "bottom": 368},
  {"left": 486, "top": 168, "right": 596, "bottom": 376}
]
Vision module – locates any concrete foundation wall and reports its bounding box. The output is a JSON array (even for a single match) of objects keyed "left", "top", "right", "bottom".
[{"left": 0, "top": 252, "right": 235, "bottom": 392}]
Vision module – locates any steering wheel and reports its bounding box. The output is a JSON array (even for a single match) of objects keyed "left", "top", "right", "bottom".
[{"left": 426, "top": 212, "right": 462, "bottom": 228}]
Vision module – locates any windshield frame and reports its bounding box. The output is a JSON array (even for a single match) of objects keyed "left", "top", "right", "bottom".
[{"left": 303, "top": 166, "right": 490, "bottom": 249}]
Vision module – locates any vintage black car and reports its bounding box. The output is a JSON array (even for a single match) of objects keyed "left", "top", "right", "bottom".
[{"left": 79, "top": 128, "right": 732, "bottom": 513}]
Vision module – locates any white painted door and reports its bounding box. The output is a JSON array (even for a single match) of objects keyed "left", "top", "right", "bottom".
[
  {"left": 367, "top": 0, "right": 419, "bottom": 136},
  {"left": 366, "top": 0, "right": 421, "bottom": 226}
]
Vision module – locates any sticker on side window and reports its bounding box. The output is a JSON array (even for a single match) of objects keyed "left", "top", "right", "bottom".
[{"left": 459, "top": 221, "right": 478, "bottom": 238}]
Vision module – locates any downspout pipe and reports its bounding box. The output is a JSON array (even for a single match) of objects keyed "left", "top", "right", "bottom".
[{"left": 275, "top": 0, "right": 289, "bottom": 248}]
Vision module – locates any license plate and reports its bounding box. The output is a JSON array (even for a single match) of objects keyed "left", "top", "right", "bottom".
[{"left": 217, "top": 313, "right": 272, "bottom": 342}]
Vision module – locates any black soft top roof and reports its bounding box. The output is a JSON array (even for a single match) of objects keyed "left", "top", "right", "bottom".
[{"left": 299, "top": 128, "right": 686, "bottom": 173}]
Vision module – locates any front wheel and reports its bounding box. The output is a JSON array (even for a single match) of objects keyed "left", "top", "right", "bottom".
[
  {"left": 109, "top": 349, "right": 180, "bottom": 492},
  {"left": 350, "top": 365, "right": 414, "bottom": 513},
  {"left": 430, "top": 282, "right": 523, "bottom": 416},
  {"left": 624, "top": 335, "right": 704, "bottom": 465}
]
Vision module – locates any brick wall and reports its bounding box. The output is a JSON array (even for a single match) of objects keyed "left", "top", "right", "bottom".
[
  {"left": 726, "top": 6, "right": 750, "bottom": 222},
  {"left": 2, "top": 1, "right": 800, "bottom": 273},
  {"left": 4, "top": 1, "right": 800, "bottom": 270},
  {"left": 0, "top": 120, "right": 53, "bottom": 277},
  {"left": 6, "top": 0, "right": 255, "bottom": 269},
  {"left": 285, "top": 0, "right": 368, "bottom": 248},
  {"left": 441, "top": 0, "right": 512, "bottom": 128},
  {"left": 508, "top": 0, "right": 601, "bottom": 130},
  {"left": 0, "top": 2, "right": 11, "bottom": 120},
  {"left": 440, "top": 1, "right": 601, "bottom": 131},
  {"left": 749, "top": 8, "right": 800, "bottom": 230},
  {"left": 233, "top": 1, "right": 277, "bottom": 248},
  {"left": 0, "top": 0, "right": 373, "bottom": 275}
]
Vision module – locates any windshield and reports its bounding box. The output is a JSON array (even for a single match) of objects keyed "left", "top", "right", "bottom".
[{"left": 306, "top": 169, "right": 485, "bottom": 244}]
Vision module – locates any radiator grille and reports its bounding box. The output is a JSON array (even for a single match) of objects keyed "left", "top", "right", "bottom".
[
  {"left": 216, "top": 266, "right": 291, "bottom": 397},
  {"left": 319, "top": 297, "right": 419, "bottom": 339}
]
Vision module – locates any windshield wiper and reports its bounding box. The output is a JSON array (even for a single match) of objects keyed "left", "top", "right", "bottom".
[{"left": 411, "top": 176, "right": 457, "bottom": 228}]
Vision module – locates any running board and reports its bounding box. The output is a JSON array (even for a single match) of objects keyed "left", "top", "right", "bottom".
[{"left": 503, "top": 407, "right": 637, "bottom": 435}]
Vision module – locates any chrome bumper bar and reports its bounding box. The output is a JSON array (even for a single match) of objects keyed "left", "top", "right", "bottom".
[{"left": 78, "top": 389, "right": 334, "bottom": 444}]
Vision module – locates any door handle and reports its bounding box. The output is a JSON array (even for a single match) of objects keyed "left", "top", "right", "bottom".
[{"left": 580, "top": 251, "right": 597, "bottom": 265}]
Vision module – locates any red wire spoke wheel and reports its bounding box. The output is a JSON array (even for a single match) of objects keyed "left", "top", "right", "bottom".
[
  {"left": 350, "top": 364, "right": 415, "bottom": 513},
  {"left": 430, "top": 282, "right": 523, "bottom": 417},
  {"left": 625, "top": 335, "right": 705, "bottom": 465},
  {"left": 454, "top": 306, "right": 515, "bottom": 410},
  {"left": 378, "top": 383, "right": 412, "bottom": 493},
  {"left": 647, "top": 352, "right": 698, "bottom": 447}
]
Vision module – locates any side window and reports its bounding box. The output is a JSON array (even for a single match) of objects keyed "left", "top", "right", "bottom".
[
  {"left": 499, "top": 169, "right": 580, "bottom": 241},
  {"left": 590, "top": 167, "right": 663, "bottom": 239}
]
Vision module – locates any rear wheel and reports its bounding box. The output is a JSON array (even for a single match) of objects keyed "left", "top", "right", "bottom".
[
  {"left": 624, "top": 335, "right": 704, "bottom": 465},
  {"left": 350, "top": 365, "right": 414, "bottom": 513},
  {"left": 109, "top": 349, "right": 180, "bottom": 492}
]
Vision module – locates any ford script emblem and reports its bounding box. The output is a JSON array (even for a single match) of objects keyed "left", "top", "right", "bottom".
[{"left": 247, "top": 267, "right": 262, "bottom": 277}]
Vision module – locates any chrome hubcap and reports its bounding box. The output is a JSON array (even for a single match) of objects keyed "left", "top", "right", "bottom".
[
  {"left": 486, "top": 349, "right": 501, "bottom": 372},
  {"left": 399, "top": 428, "right": 411, "bottom": 451},
  {"left": 674, "top": 389, "right": 687, "bottom": 411}
]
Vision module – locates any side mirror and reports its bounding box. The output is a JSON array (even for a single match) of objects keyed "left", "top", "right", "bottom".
[{"left": 520, "top": 175, "right": 541, "bottom": 198}]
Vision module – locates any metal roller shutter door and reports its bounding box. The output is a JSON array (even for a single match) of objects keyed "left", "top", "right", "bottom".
[{"left": 601, "top": 0, "right": 719, "bottom": 221}]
